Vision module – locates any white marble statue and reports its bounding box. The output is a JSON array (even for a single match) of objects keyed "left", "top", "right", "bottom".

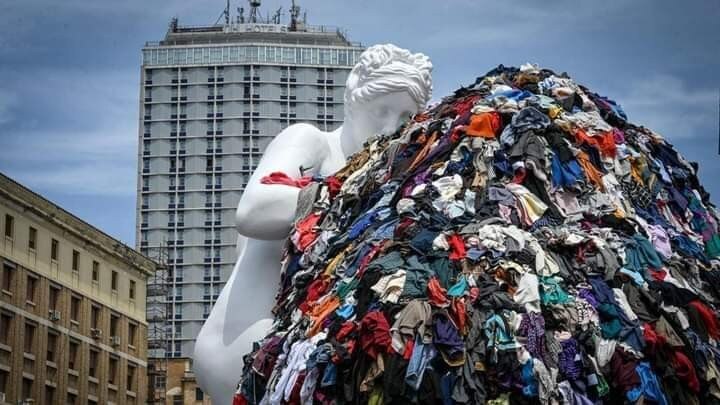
[{"left": 193, "top": 44, "right": 432, "bottom": 404}]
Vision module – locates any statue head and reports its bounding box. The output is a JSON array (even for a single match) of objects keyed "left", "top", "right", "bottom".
[{"left": 341, "top": 44, "right": 433, "bottom": 154}]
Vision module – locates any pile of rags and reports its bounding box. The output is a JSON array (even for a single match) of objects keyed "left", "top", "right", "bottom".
[{"left": 234, "top": 63, "right": 720, "bottom": 405}]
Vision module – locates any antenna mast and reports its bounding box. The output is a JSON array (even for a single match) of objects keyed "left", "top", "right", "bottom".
[
  {"left": 289, "top": 0, "right": 300, "bottom": 31},
  {"left": 248, "top": 0, "right": 261, "bottom": 23}
]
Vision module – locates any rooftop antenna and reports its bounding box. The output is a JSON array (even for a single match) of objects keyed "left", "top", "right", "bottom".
[
  {"left": 272, "top": 7, "right": 282, "bottom": 24},
  {"left": 169, "top": 17, "right": 178, "bottom": 32},
  {"left": 289, "top": 0, "right": 300, "bottom": 31},
  {"left": 237, "top": 7, "right": 245, "bottom": 23},
  {"left": 248, "top": 0, "right": 261, "bottom": 23},
  {"left": 225, "top": 0, "right": 230, "bottom": 24}
]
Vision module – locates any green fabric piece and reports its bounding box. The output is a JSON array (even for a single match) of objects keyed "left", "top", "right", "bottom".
[
  {"left": 337, "top": 277, "right": 360, "bottom": 300},
  {"left": 706, "top": 234, "right": 720, "bottom": 258},
  {"left": 539, "top": 276, "right": 571, "bottom": 305}
]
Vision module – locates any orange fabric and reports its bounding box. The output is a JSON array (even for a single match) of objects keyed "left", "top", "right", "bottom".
[
  {"left": 574, "top": 129, "right": 617, "bottom": 158},
  {"left": 427, "top": 277, "right": 450, "bottom": 307},
  {"left": 307, "top": 295, "right": 340, "bottom": 337},
  {"left": 465, "top": 112, "right": 501, "bottom": 138},
  {"left": 576, "top": 151, "right": 606, "bottom": 191},
  {"left": 408, "top": 130, "right": 439, "bottom": 172}
]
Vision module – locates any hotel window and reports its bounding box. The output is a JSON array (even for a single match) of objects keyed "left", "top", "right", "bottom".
[
  {"left": 0, "top": 313, "right": 12, "bottom": 344},
  {"left": 51, "top": 238, "right": 59, "bottom": 262},
  {"left": 49, "top": 285, "right": 60, "bottom": 311},
  {"left": 28, "top": 226, "right": 37, "bottom": 250},
  {"left": 26, "top": 274, "right": 37, "bottom": 303},
  {"left": 0, "top": 370, "right": 7, "bottom": 400},
  {"left": 3, "top": 214, "right": 13, "bottom": 239},
  {"left": 72, "top": 249, "right": 80, "bottom": 272},
  {"left": 110, "top": 314, "right": 119, "bottom": 337},
  {"left": 70, "top": 295, "right": 80, "bottom": 322},
  {"left": 112, "top": 270, "right": 118, "bottom": 291},
  {"left": 92, "top": 260, "right": 99, "bottom": 283},
  {"left": 91, "top": 305, "right": 100, "bottom": 329},
  {"left": 109, "top": 356, "right": 119, "bottom": 385},
  {"left": 126, "top": 363, "right": 136, "bottom": 390},
  {"left": 128, "top": 322, "right": 138, "bottom": 347},
  {"left": 1, "top": 263, "right": 12, "bottom": 291},
  {"left": 23, "top": 321, "right": 36, "bottom": 353},
  {"left": 89, "top": 349, "right": 99, "bottom": 378},
  {"left": 68, "top": 339, "right": 79, "bottom": 370},
  {"left": 46, "top": 331, "right": 58, "bottom": 362},
  {"left": 22, "top": 378, "right": 32, "bottom": 402},
  {"left": 130, "top": 280, "right": 136, "bottom": 300}
]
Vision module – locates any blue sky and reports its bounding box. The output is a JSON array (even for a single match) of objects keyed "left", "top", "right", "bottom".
[{"left": 0, "top": 0, "right": 718, "bottom": 245}]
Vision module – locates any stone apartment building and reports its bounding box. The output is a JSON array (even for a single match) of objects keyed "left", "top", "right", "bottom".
[{"left": 0, "top": 173, "right": 156, "bottom": 404}]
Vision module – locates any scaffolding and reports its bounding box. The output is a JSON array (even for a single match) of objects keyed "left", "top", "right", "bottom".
[{"left": 146, "top": 242, "right": 171, "bottom": 404}]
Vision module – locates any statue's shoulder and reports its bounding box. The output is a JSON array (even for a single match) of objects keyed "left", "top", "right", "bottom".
[{"left": 268, "top": 123, "right": 329, "bottom": 150}]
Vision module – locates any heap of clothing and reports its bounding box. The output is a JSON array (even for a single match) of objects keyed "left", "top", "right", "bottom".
[{"left": 235, "top": 64, "right": 720, "bottom": 405}]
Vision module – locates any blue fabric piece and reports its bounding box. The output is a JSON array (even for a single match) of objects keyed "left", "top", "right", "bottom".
[
  {"left": 465, "top": 248, "right": 486, "bottom": 261},
  {"left": 489, "top": 89, "right": 534, "bottom": 102},
  {"left": 321, "top": 363, "right": 336, "bottom": 387},
  {"left": 626, "top": 362, "right": 668, "bottom": 405},
  {"left": 618, "top": 267, "right": 644, "bottom": 286},
  {"left": 672, "top": 233, "right": 708, "bottom": 263},
  {"left": 347, "top": 208, "right": 392, "bottom": 240},
  {"left": 335, "top": 303, "right": 355, "bottom": 319},
  {"left": 447, "top": 276, "right": 469, "bottom": 297},
  {"left": 551, "top": 154, "right": 584, "bottom": 188},
  {"left": 624, "top": 233, "right": 664, "bottom": 274},
  {"left": 405, "top": 337, "right": 437, "bottom": 390},
  {"left": 521, "top": 360, "right": 539, "bottom": 397},
  {"left": 484, "top": 313, "right": 518, "bottom": 351},
  {"left": 440, "top": 372, "right": 456, "bottom": 405},
  {"left": 368, "top": 218, "right": 398, "bottom": 242}
]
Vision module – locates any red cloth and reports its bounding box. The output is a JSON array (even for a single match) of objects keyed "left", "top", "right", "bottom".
[
  {"left": 448, "top": 234, "right": 467, "bottom": 261},
  {"left": 260, "top": 171, "right": 312, "bottom": 188},
  {"left": 336, "top": 321, "right": 356, "bottom": 342},
  {"left": 453, "top": 95, "right": 481, "bottom": 116},
  {"left": 294, "top": 213, "right": 321, "bottom": 251},
  {"left": 688, "top": 300, "right": 720, "bottom": 339},
  {"left": 325, "top": 176, "right": 343, "bottom": 197},
  {"left": 671, "top": 350, "right": 700, "bottom": 393},
  {"left": 298, "top": 278, "right": 330, "bottom": 313},
  {"left": 233, "top": 394, "right": 248, "bottom": 405},
  {"left": 427, "top": 277, "right": 450, "bottom": 307},
  {"left": 359, "top": 311, "right": 391, "bottom": 359},
  {"left": 402, "top": 337, "right": 415, "bottom": 360},
  {"left": 451, "top": 298, "right": 467, "bottom": 333}
]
